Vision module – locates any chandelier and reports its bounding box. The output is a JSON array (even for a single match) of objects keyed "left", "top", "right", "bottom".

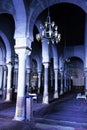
[{"left": 36, "top": 2, "right": 61, "bottom": 44}]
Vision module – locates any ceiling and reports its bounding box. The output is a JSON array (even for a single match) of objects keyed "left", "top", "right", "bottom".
[{"left": 34, "top": 3, "right": 85, "bottom": 47}]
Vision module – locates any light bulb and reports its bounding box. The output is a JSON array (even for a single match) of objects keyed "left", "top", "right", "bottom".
[
  {"left": 36, "top": 34, "right": 40, "bottom": 41},
  {"left": 55, "top": 31, "right": 58, "bottom": 37},
  {"left": 58, "top": 34, "right": 61, "bottom": 41},
  {"left": 52, "top": 21, "right": 55, "bottom": 27},
  {"left": 42, "top": 30, "right": 45, "bottom": 37},
  {"left": 49, "top": 30, "right": 52, "bottom": 37},
  {"left": 55, "top": 26, "right": 58, "bottom": 31},
  {"left": 52, "top": 40, "right": 54, "bottom": 44},
  {"left": 45, "top": 21, "right": 48, "bottom": 28},
  {"left": 40, "top": 24, "right": 43, "bottom": 29}
]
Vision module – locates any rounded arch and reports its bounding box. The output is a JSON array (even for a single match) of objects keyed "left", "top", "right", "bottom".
[
  {"left": 64, "top": 56, "right": 84, "bottom": 80},
  {"left": 31, "top": 55, "right": 42, "bottom": 72},
  {"left": 0, "top": 31, "right": 11, "bottom": 62},
  {"left": 29, "top": 0, "right": 86, "bottom": 41},
  {"left": 13, "top": 0, "right": 27, "bottom": 38},
  {"left": 64, "top": 56, "right": 84, "bottom": 90},
  {"left": 0, "top": 37, "right": 6, "bottom": 64}
]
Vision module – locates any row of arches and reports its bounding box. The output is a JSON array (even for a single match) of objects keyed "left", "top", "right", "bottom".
[{"left": 0, "top": 0, "right": 86, "bottom": 121}]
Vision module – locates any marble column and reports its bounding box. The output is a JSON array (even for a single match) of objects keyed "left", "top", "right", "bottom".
[
  {"left": 37, "top": 72, "right": 41, "bottom": 94},
  {"left": 6, "top": 62, "right": 12, "bottom": 101},
  {"left": 64, "top": 74, "right": 67, "bottom": 92},
  {"left": 13, "top": 68, "right": 18, "bottom": 92},
  {"left": 54, "top": 69, "right": 59, "bottom": 99},
  {"left": 50, "top": 73, "right": 53, "bottom": 89},
  {"left": 84, "top": 14, "right": 87, "bottom": 95},
  {"left": 60, "top": 71, "right": 64, "bottom": 95},
  {"left": 84, "top": 68, "right": 87, "bottom": 95},
  {"left": 14, "top": 48, "right": 27, "bottom": 121},
  {"left": 0, "top": 65, "right": 3, "bottom": 90},
  {"left": 43, "top": 62, "right": 49, "bottom": 104},
  {"left": 3, "top": 65, "right": 7, "bottom": 99},
  {"left": 26, "top": 68, "right": 31, "bottom": 94}
]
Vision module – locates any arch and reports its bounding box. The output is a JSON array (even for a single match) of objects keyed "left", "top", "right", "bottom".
[
  {"left": 0, "top": 31, "right": 11, "bottom": 62},
  {"left": 13, "top": 0, "right": 27, "bottom": 38},
  {"left": 0, "top": 38, "right": 6, "bottom": 64},
  {"left": 64, "top": 45, "right": 84, "bottom": 64},
  {"left": 29, "top": 0, "right": 86, "bottom": 41},
  {"left": 31, "top": 55, "right": 42, "bottom": 72},
  {"left": 64, "top": 56, "right": 84, "bottom": 89}
]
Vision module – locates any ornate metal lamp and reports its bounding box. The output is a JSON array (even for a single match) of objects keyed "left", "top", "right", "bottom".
[{"left": 36, "top": 1, "right": 61, "bottom": 44}]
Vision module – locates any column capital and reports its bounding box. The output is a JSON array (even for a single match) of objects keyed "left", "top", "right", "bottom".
[
  {"left": 54, "top": 68, "right": 58, "bottom": 71},
  {"left": 84, "top": 67, "right": 87, "bottom": 72},
  {"left": 37, "top": 71, "right": 42, "bottom": 74},
  {"left": 15, "top": 46, "right": 31, "bottom": 56},
  {"left": 43, "top": 62, "right": 49, "bottom": 68},
  {"left": 26, "top": 68, "right": 31, "bottom": 73},
  {"left": 15, "top": 37, "right": 32, "bottom": 56},
  {"left": 3, "top": 65, "right": 7, "bottom": 71},
  {"left": 6, "top": 61, "right": 13, "bottom": 68}
]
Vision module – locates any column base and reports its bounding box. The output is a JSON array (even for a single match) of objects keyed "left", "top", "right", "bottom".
[
  {"left": 42, "top": 95, "right": 49, "bottom": 104},
  {"left": 5, "top": 95, "right": 11, "bottom": 101},
  {"left": 38, "top": 88, "right": 40, "bottom": 94},
  {"left": 54, "top": 91, "right": 59, "bottom": 99},
  {"left": 85, "top": 90, "right": 87, "bottom": 96},
  {"left": 6, "top": 88, "right": 12, "bottom": 101},
  {"left": 14, "top": 97, "right": 25, "bottom": 121},
  {"left": 60, "top": 90, "right": 63, "bottom": 95},
  {"left": 13, "top": 116, "right": 25, "bottom": 121}
]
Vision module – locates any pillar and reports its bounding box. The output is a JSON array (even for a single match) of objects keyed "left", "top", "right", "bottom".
[
  {"left": 43, "top": 62, "right": 49, "bottom": 104},
  {"left": 54, "top": 69, "right": 59, "bottom": 98},
  {"left": 6, "top": 62, "right": 12, "bottom": 101},
  {"left": 64, "top": 74, "right": 67, "bottom": 92},
  {"left": 0, "top": 65, "right": 4, "bottom": 90},
  {"left": 84, "top": 68, "right": 87, "bottom": 95},
  {"left": 37, "top": 72, "right": 41, "bottom": 94},
  {"left": 14, "top": 68, "right": 18, "bottom": 92},
  {"left": 14, "top": 48, "right": 28, "bottom": 121},
  {"left": 3, "top": 65, "right": 7, "bottom": 99},
  {"left": 60, "top": 71, "right": 64, "bottom": 95},
  {"left": 84, "top": 14, "right": 87, "bottom": 94},
  {"left": 26, "top": 68, "right": 31, "bottom": 94},
  {"left": 13, "top": 36, "right": 32, "bottom": 121}
]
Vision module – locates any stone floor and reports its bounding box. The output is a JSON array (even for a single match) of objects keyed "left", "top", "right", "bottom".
[{"left": 0, "top": 93, "right": 87, "bottom": 130}]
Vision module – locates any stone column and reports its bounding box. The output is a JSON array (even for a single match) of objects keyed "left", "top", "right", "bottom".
[
  {"left": 37, "top": 72, "right": 41, "bottom": 94},
  {"left": 43, "top": 62, "right": 49, "bottom": 104},
  {"left": 60, "top": 71, "right": 64, "bottom": 95},
  {"left": 84, "top": 14, "right": 87, "bottom": 95},
  {"left": 54, "top": 69, "right": 59, "bottom": 99},
  {"left": 14, "top": 48, "right": 27, "bottom": 121},
  {"left": 13, "top": 35, "right": 32, "bottom": 121},
  {"left": 0, "top": 65, "right": 3, "bottom": 90},
  {"left": 69, "top": 77, "right": 71, "bottom": 91},
  {"left": 26, "top": 68, "right": 31, "bottom": 94},
  {"left": 3, "top": 65, "right": 7, "bottom": 99},
  {"left": 6, "top": 62, "right": 12, "bottom": 101},
  {"left": 50, "top": 72, "right": 53, "bottom": 89},
  {"left": 13, "top": 68, "right": 18, "bottom": 92},
  {"left": 64, "top": 74, "right": 67, "bottom": 92},
  {"left": 84, "top": 68, "right": 87, "bottom": 95}
]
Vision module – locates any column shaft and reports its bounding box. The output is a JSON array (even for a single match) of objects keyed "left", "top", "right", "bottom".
[
  {"left": 43, "top": 63, "right": 49, "bottom": 104},
  {"left": 38, "top": 72, "right": 41, "bottom": 94},
  {"left": 14, "top": 50, "right": 26, "bottom": 121},
  {"left": 6, "top": 63, "right": 12, "bottom": 101},
  {"left": 54, "top": 69, "right": 59, "bottom": 98},
  {"left": 60, "top": 71, "right": 63, "bottom": 95}
]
